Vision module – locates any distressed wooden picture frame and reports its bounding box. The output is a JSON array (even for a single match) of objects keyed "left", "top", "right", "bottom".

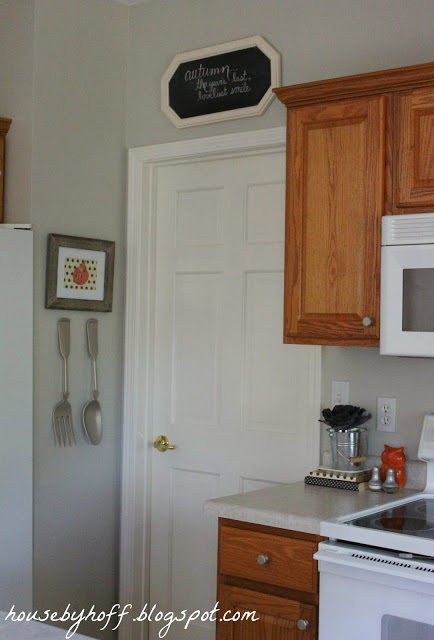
[{"left": 45, "top": 233, "right": 115, "bottom": 312}]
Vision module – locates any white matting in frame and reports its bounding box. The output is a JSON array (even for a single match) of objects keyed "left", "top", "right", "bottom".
[{"left": 56, "top": 246, "right": 106, "bottom": 301}]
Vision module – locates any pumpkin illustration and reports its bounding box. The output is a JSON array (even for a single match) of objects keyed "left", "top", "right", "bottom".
[{"left": 73, "top": 261, "right": 89, "bottom": 286}]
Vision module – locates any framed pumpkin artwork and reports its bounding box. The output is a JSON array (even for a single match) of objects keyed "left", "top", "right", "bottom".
[{"left": 45, "top": 234, "right": 115, "bottom": 312}]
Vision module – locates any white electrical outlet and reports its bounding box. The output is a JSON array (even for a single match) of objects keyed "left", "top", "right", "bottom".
[
  {"left": 331, "top": 381, "right": 349, "bottom": 407},
  {"left": 377, "top": 397, "right": 396, "bottom": 432}
]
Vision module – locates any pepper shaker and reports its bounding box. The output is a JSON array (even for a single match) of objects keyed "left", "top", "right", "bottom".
[{"left": 383, "top": 467, "right": 399, "bottom": 493}]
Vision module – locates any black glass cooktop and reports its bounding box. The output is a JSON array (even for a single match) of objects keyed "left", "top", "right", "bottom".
[{"left": 347, "top": 499, "right": 434, "bottom": 538}]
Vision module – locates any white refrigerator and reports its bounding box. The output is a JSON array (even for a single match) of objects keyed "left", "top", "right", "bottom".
[{"left": 0, "top": 225, "right": 33, "bottom": 611}]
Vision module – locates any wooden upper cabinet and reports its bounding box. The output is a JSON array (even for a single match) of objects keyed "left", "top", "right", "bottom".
[
  {"left": 395, "top": 86, "right": 434, "bottom": 208},
  {"left": 275, "top": 62, "right": 434, "bottom": 346},
  {"left": 285, "top": 96, "right": 385, "bottom": 345},
  {"left": 0, "top": 117, "right": 12, "bottom": 224}
]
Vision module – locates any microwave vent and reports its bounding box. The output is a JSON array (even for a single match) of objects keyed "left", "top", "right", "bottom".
[{"left": 382, "top": 213, "right": 434, "bottom": 246}]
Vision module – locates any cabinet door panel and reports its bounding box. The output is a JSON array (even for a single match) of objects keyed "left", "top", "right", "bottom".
[
  {"left": 396, "top": 87, "right": 434, "bottom": 208},
  {"left": 217, "top": 585, "right": 316, "bottom": 640},
  {"left": 285, "top": 96, "right": 385, "bottom": 345}
]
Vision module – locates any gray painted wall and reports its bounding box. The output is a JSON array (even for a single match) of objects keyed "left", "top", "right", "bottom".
[
  {"left": 1, "top": 0, "right": 434, "bottom": 638},
  {"left": 1, "top": 1, "right": 128, "bottom": 638},
  {"left": 31, "top": 2, "right": 128, "bottom": 637},
  {"left": 127, "top": 0, "right": 434, "bottom": 462},
  {"left": 126, "top": 0, "right": 434, "bottom": 148}
]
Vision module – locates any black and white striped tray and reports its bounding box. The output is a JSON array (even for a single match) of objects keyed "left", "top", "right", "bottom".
[{"left": 304, "top": 475, "right": 369, "bottom": 491}]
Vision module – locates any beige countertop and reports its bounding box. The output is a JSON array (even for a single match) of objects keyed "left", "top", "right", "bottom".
[{"left": 204, "top": 481, "right": 419, "bottom": 535}]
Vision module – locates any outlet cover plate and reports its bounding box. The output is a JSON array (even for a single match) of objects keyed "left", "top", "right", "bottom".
[
  {"left": 331, "top": 380, "right": 349, "bottom": 408},
  {"left": 377, "top": 397, "right": 396, "bottom": 432}
]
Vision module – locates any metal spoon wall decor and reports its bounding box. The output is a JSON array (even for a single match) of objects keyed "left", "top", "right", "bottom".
[{"left": 82, "top": 319, "right": 102, "bottom": 445}]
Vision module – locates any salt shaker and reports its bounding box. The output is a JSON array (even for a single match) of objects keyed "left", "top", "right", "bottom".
[
  {"left": 382, "top": 467, "right": 399, "bottom": 493},
  {"left": 368, "top": 466, "right": 383, "bottom": 491}
]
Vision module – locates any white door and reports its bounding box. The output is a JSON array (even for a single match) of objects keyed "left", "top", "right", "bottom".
[{"left": 149, "top": 151, "right": 320, "bottom": 640}]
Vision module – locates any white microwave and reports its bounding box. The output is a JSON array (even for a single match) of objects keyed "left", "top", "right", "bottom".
[{"left": 381, "top": 213, "right": 434, "bottom": 357}]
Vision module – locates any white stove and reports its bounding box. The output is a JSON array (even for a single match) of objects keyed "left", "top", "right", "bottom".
[
  {"left": 321, "top": 493, "right": 434, "bottom": 557},
  {"left": 315, "top": 414, "right": 434, "bottom": 640}
]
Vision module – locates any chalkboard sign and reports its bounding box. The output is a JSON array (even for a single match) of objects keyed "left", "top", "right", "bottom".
[{"left": 161, "top": 36, "right": 281, "bottom": 128}]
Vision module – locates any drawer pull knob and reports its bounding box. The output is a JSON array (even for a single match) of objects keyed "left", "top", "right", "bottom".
[
  {"left": 297, "top": 619, "right": 309, "bottom": 631},
  {"left": 362, "top": 316, "right": 374, "bottom": 327},
  {"left": 256, "top": 554, "right": 269, "bottom": 565}
]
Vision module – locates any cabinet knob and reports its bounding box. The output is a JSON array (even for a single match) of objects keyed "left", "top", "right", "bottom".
[
  {"left": 362, "top": 316, "right": 374, "bottom": 327},
  {"left": 256, "top": 554, "right": 269, "bottom": 565},
  {"left": 297, "top": 619, "right": 309, "bottom": 631}
]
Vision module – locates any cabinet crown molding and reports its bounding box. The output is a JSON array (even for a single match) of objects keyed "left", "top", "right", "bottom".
[{"left": 274, "top": 61, "right": 434, "bottom": 108}]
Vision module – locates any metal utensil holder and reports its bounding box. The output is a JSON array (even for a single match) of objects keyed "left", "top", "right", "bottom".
[{"left": 328, "top": 427, "right": 368, "bottom": 471}]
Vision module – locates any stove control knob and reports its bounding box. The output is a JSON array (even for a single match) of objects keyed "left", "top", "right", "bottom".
[{"left": 297, "top": 619, "right": 309, "bottom": 631}]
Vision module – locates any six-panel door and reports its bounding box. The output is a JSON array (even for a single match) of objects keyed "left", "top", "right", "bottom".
[{"left": 149, "top": 151, "right": 321, "bottom": 640}]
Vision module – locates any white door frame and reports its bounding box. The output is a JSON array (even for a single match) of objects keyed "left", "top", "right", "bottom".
[{"left": 119, "top": 127, "right": 290, "bottom": 640}]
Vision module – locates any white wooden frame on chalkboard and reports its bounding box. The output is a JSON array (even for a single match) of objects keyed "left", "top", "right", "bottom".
[{"left": 161, "top": 36, "right": 281, "bottom": 128}]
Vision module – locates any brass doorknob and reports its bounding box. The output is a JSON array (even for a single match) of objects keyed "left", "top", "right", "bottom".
[{"left": 153, "top": 435, "right": 176, "bottom": 452}]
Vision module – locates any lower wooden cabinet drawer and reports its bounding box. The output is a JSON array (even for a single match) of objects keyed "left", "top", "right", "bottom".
[
  {"left": 217, "top": 584, "right": 317, "bottom": 640},
  {"left": 219, "top": 524, "right": 317, "bottom": 593}
]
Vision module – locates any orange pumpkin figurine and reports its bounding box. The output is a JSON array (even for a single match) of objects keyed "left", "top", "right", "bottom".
[
  {"left": 380, "top": 445, "right": 406, "bottom": 489},
  {"left": 73, "top": 261, "right": 89, "bottom": 286}
]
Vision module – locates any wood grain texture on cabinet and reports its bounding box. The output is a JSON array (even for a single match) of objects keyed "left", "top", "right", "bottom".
[
  {"left": 284, "top": 96, "right": 385, "bottom": 345},
  {"left": 217, "top": 520, "right": 322, "bottom": 640},
  {"left": 395, "top": 86, "right": 434, "bottom": 208},
  {"left": 274, "top": 62, "right": 434, "bottom": 347},
  {"left": 220, "top": 524, "right": 318, "bottom": 593},
  {"left": 217, "top": 585, "right": 317, "bottom": 640},
  {"left": 0, "top": 117, "right": 12, "bottom": 224}
]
